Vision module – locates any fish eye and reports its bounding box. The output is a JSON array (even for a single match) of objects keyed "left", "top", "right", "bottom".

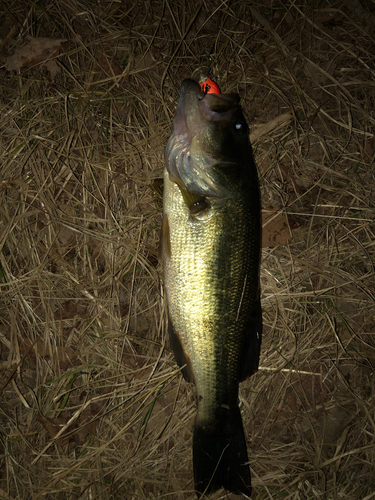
[{"left": 234, "top": 121, "right": 247, "bottom": 132}]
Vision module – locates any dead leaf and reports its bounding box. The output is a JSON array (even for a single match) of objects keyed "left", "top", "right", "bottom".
[
  {"left": 20, "top": 339, "right": 80, "bottom": 370},
  {"left": 74, "top": 409, "right": 98, "bottom": 444},
  {"left": 44, "top": 59, "right": 60, "bottom": 81},
  {"left": 37, "top": 241, "right": 75, "bottom": 272},
  {"left": 143, "top": 391, "right": 176, "bottom": 436},
  {"left": 363, "top": 137, "right": 375, "bottom": 159},
  {"left": 5, "top": 38, "right": 66, "bottom": 79},
  {"left": 262, "top": 207, "right": 298, "bottom": 247},
  {"left": 95, "top": 52, "right": 123, "bottom": 77},
  {"left": 250, "top": 112, "right": 293, "bottom": 143},
  {"left": 133, "top": 51, "right": 155, "bottom": 71},
  {"left": 303, "top": 58, "right": 337, "bottom": 87},
  {"left": 57, "top": 300, "right": 87, "bottom": 320},
  {"left": 37, "top": 406, "right": 99, "bottom": 447},
  {"left": 36, "top": 415, "right": 70, "bottom": 446}
]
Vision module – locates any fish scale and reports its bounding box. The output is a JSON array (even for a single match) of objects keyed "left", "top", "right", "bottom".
[{"left": 165, "top": 169, "right": 258, "bottom": 410}]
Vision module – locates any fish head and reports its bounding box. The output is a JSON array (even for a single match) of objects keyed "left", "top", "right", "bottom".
[{"left": 166, "top": 79, "right": 254, "bottom": 207}]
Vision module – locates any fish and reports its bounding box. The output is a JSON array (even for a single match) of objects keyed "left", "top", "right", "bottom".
[{"left": 163, "top": 78, "right": 262, "bottom": 497}]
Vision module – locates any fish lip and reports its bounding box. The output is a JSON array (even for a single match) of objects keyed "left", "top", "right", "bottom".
[
  {"left": 180, "top": 78, "right": 240, "bottom": 114},
  {"left": 181, "top": 78, "right": 202, "bottom": 95},
  {"left": 178, "top": 80, "right": 204, "bottom": 139},
  {"left": 180, "top": 79, "right": 203, "bottom": 99}
]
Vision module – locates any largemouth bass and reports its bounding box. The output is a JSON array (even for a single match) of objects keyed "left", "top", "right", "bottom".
[{"left": 163, "top": 79, "right": 262, "bottom": 497}]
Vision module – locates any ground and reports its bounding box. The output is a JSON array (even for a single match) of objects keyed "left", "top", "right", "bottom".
[{"left": 0, "top": 1, "right": 374, "bottom": 499}]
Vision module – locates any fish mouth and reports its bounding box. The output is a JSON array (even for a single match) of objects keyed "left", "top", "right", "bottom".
[
  {"left": 166, "top": 79, "right": 243, "bottom": 202},
  {"left": 179, "top": 79, "right": 240, "bottom": 131}
]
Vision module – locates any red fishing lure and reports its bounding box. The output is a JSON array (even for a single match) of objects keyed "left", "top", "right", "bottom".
[{"left": 199, "top": 77, "right": 221, "bottom": 95}]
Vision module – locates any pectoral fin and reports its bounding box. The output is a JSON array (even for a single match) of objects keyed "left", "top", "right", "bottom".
[
  {"left": 168, "top": 172, "right": 209, "bottom": 215},
  {"left": 168, "top": 314, "right": 194, "bottom": 383},
  {"left": 179, "top": 188, "right": 209, "bottom": 215}
]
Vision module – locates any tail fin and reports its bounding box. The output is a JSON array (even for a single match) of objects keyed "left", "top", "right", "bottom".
[{"left": 193, "top": 406, "right": 251, "bottom": 497}]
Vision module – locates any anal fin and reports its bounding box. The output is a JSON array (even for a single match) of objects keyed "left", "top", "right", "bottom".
[{"left": 239, "top": 297, "right": 262, "bottom": 382}]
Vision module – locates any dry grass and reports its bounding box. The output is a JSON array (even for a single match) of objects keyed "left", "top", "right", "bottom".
[{"left": 0, "top": 1, "right": 374, "bottom": 499}]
